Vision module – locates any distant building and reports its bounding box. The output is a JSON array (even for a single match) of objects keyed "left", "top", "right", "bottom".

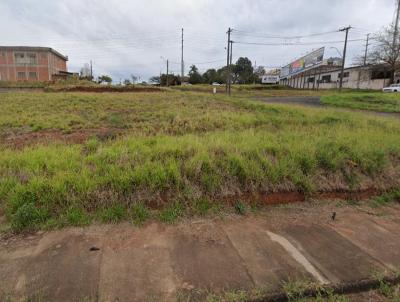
[
  {"left": 280, "top": 63, "right": 393, "bottom": 90},
  {"left": 0, "top": 46, "right": 69, "bottom": 82}
]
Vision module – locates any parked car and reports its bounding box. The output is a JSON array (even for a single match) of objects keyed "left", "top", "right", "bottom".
[
  {"left": 212, "top": 82, "right": 221, "bottom": 86},
  {"left": 383, "top": 84, "right": 400, "bottom": 92}
]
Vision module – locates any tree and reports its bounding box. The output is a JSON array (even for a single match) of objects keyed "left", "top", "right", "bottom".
[
  {"left": 98, "top": 75, "right": 112, "bottom": 84},
  {"left": 202, "top": 69, "right": 219, "bottom": 84},
  {"left": 188, "top": 65, "right": 203, "bottom": 84},
  {"left": 131, "top": 75, "right": 138, "bottom": 84},
  {"left": 254, "top": 66, "right": 266, "bottom": 78},
  {"left": 234, "top": 57, "right": 254, "bottom": 84},
  {"left": 123, "top": 79, "right": 132, "bottom": 86},
  {"left": 216, "top": 66, "right": 228, "bottom": 84},
  {"left": 368, "top": 24, "right": 400, "bottom": 83}
]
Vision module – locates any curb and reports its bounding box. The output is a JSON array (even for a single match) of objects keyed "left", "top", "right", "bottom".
[{"left": 251, "top": 275, "right": 400, "bottom": 302}]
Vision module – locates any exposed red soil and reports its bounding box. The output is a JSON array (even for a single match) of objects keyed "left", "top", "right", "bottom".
[
  {"left": 1, "top": 128, "right": 121, "bottom": 149},
  {"left": 221, "top": 189, "right": 382, "bottom": 206},
  {"left": 47, "top": 86, "right": 163, "bottom": 93}
]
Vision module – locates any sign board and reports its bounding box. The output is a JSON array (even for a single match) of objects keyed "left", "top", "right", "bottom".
[
  {"left": 261, "top": 75, "right": 280, "bottom": 84},
  {"left": 282, "top": 47, "right": 325, "bottom": 78}
]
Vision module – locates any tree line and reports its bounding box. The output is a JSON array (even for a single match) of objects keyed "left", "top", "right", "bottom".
[{"left": 150, "top": 57, "right": 266, "bottom": 86}]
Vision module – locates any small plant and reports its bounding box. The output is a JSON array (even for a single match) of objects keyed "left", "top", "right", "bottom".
[
  {"left": 193, "top": 198, "right": 213, "bottom": 216},
  {"left": 66, "top": 207, "right": 90, "bottom": 226},
  {"left": 100, "top": 204, "right": 126, "bottom": 224},
  {"left": 85, "top": 137, "right": 100, "bottom": 154},
  {"left": 159, "top": 201, "right": 184, "bottom": 224},
  {"left": 131, "top": 203, "right": 150, "bottom": 226},
  {"left": 11, "top": 202, "right": 48, "bottom": 232},
  {"left": 234, "top": 200, "right": 246, "bottom": 216}
]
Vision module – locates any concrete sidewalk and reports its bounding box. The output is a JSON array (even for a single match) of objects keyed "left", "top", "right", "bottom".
[{"left": 1, "top": 202, "right": 400, "bottom": 301}]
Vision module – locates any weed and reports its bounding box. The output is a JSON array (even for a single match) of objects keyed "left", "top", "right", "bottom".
[
  {"left": 65, "top": 207, "right": 90, "bottom": 226},
  {"left": 99, "top": 204, "right": 126, "bottom": 224},
  {"left": 131, "top": 203, "right": 150, "bottom": 226},
  {"left": 11, "top": 202, "right": 48, "bottom": 232},
  {"left": 234, "top": 200, "right": 246, "bottom": 216},
  {"left": 193, "top": 198, "right": 213, "bottom": 216},
  {"left": 159, "top": 201, "right": 184, "bottom": 224}
]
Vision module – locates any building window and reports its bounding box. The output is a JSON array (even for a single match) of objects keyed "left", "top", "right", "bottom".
[
  {"left": 321, "top": 75, "right": 331, "bottom": 83},
  {"left": 27, "top": 53, "right": 37, "bottom": 65},
  {"left": 308, "top": 77, "right": 315, "bottom": 83},
  {"left": 28, "top": 72, "right": 37, "bottom": 80},
  {"left": 338, "top": 71, "right": 350, "bottom": 79},
  {"left": 41, "top": 53, "right": 47, "bottom": 60},
  {"left": 15, "top": 53, "right": 25, "bottom": 65},
  {"left": 14, "top": 52, "right": 37, "bottom": 65},
  {"left": 17, "top": 72, "right": 26, "bottom": 80}
]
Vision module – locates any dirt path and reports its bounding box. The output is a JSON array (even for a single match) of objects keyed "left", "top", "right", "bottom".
[
  {"left": 257, "top": 96, "right": 400, "bottom": 119},
  {"left": 1, "top": 201, "right": 400, "bottom": 301}
]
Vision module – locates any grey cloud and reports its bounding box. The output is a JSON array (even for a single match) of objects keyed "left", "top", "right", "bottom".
[{"left": 0, "top": 0, "right": 395, "bottom": 81}]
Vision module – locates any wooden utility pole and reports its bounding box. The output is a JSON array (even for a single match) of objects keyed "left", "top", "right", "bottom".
[
  {"left": 229, "top": 40, "right": 233, "bottom": 95},
  {"left": 392, "top": 0, "right": 400, "bottom": 83},
  {"left": 166, "top": 59, "right": 169, "bottom": 87},
  {"left": 90, "top": 60, "right": 93, "bottom": 80},
  {"left": 339, "top": 26, "right": 352, "bottom": 92},
  {"left": 226, "top": 28, "right": 231, "bottom": 94},
  {"left": 363, "top": 33, "right": 370, "bottom": 66},
  {"left": 393, "top": 0, "right": 400, "bottom": 53},
  {"left": 181, "top": 28, "right": 184, "bottom": 81}
]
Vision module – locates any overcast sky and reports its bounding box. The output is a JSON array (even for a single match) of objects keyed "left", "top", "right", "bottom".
[{"left": 0, "top": 0, "right": 396, "bottom": 81}]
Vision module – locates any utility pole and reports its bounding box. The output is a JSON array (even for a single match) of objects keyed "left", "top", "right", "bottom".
[
  {"left": 181, "top": 28, "right": 184, "bottom": 82},
  {"left": 363, "top": 33, "right": 370, "bottom": 66},
  {"left": 253, "top": 61, "right": 256, "bottom": 85},
  {"left": 339, "top": 26, "right": 351, "bottom": 92},
  {"left": 166, "top": 59, "right": 169, "bottom": 87},
  {"left": 392, "top": 0, "right": 400, "bottom": 83},
  {"left": 393, "top": 0, "right": 400, "bottom": 52},
  {"left": 229, "top": 40, "right": 233, "bottom": 95},
  {"left": 226, "top": 27, "right": 231, "bottom": 94},
  {"left": 90, "top": 60, "right": 93, "bottom": 81}
]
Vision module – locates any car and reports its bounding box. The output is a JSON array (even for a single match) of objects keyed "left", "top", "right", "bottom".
[
  {"left": 383, "top": 84, "right": 400, "bottom": 92},
  {"left": 212, "top": 82, "right": 221, "bottom": 86}
]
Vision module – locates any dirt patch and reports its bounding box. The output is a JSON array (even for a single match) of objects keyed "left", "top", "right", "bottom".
[
  {"left": 1, "top": 128, "right": 121, "bottom": 149},
  {"left": 47, "top": 86, "right": 163, "bottom": 93},
  {"left": 221, "top": 189, "right": 382, "bottom": 207}
]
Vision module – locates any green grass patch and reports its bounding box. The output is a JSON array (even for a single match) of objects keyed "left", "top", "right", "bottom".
[
  {"left": 0, "top": 91, "right": 400, "bottom": 231},
  {"left": 321, "top": 92, "right": 400, "bottom": 113}
]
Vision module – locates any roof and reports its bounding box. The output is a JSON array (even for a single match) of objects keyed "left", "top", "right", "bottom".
[{"left": 0, "top": 46, "right": 68, "bottom": 61}]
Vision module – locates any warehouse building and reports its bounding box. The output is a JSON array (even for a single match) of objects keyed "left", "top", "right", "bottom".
[
  {"left": 279, "top": 47, "right": 395, "bottom": 90},
  {"left": 0, "top": 46, "right": 69, "bottom": 82},
  {"left": 281, "top": 64, "right": 393, "bottom": 90}
]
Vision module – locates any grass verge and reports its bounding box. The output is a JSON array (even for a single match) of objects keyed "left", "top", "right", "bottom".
[
  {"left": 321, "top": 92, "right": 400, "bottom": 113},
  {"left": 0, "top": 91, "right": 400, "bottom": 232}
]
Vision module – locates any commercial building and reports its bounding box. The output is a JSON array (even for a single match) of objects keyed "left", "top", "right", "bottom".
[
  {"left": 0, "top": 46, "right": 69, "bottom": 82},
  {"left": 281, "top": 63, "right": 393, "bottom": 90},
  {"left": 279, "top": 47, "right": 395, "bottom": 90}
]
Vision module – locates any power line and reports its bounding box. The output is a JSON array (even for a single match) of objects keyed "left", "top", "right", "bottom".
[
  {"left": 233, "top": 38, "right": 364, "bottom": 46},
  {"left": 231, "top": 29, "right": 340, "bottom": 39}
]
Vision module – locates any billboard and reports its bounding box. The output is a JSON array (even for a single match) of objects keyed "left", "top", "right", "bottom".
[
  {"left": 282, "top": 47, "right": 325, "bottom": 77},
  {"left": 261, "top": 75, "right": 280, "bottom": 84}
]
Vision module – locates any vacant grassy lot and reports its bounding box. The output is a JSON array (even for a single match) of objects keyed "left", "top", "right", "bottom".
[
  {"left": 322, "top": 92, "right": 400, "bottom": 113},
  {"left": 1, "top": 91, "right": 400, "bottom": 231}
]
